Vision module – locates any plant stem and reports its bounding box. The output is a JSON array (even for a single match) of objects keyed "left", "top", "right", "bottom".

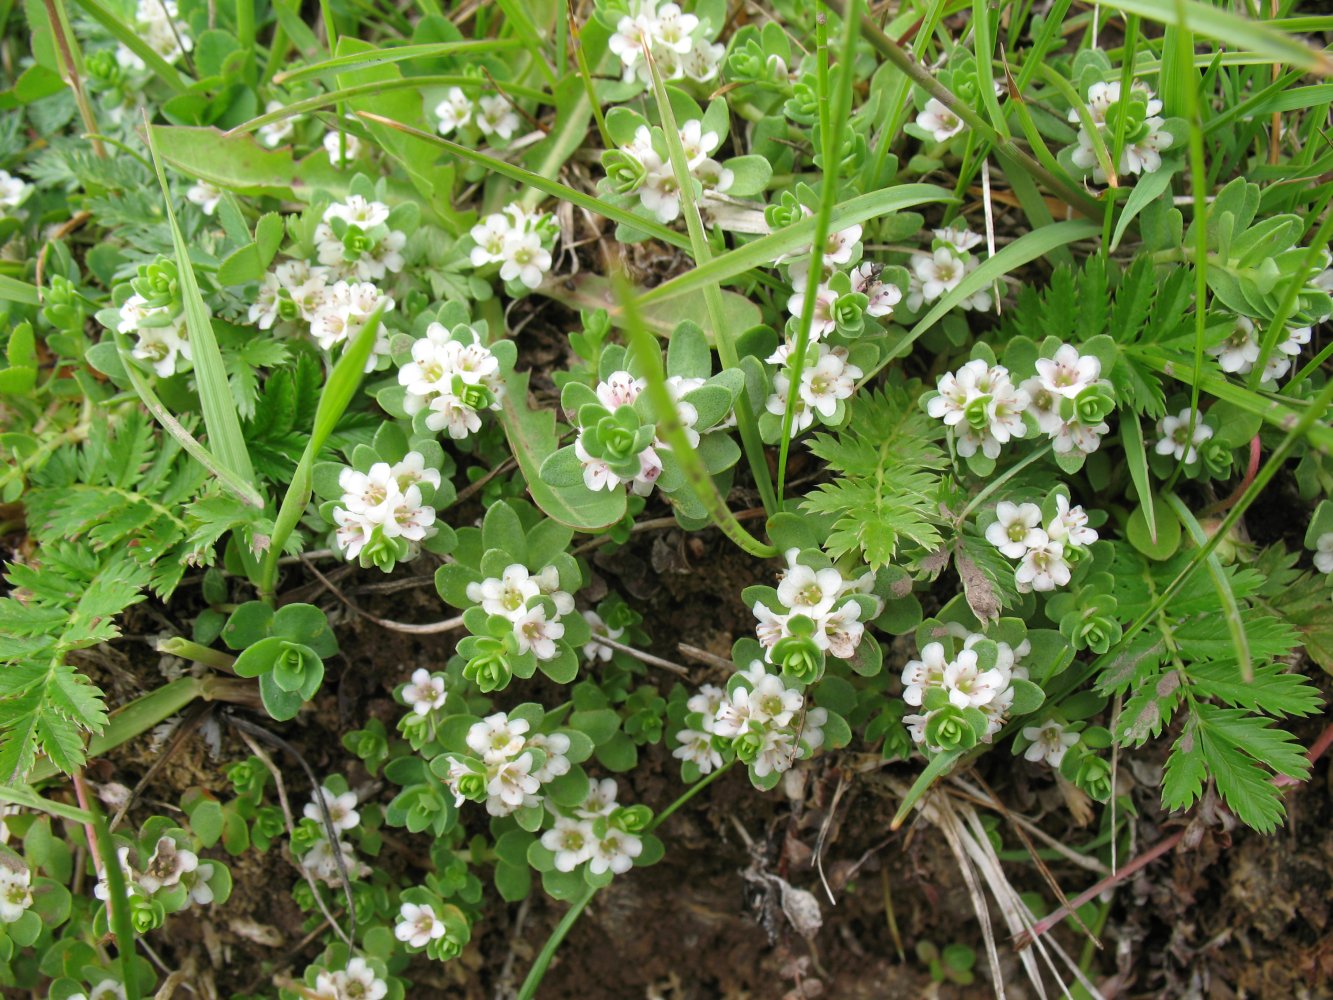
[
  {"left": 956, "top": 442, "right": 1053, "bottom": 524},
  {"left": 77, "top": 773, "right": 141, "bottom": 999},
  {"left": 516, "top": 761, "right": 736, "bottom": 999}
]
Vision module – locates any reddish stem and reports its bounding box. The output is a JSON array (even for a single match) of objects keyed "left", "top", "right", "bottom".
[{"left": 1017, "top": 717, "right": 1333, "bottom": 948}]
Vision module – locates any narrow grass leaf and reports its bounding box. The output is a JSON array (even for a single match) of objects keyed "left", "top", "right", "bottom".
[
  {"left": 1121, "top": 413, "right": 1157, "bottom": 543},
  {"left": 144, "top": 117, "right": 258, "bottom": 495},
  {"left": 1166, "top": 493, "right": 1252, "bottom": 681},
  {"left": 274, "top": 39, "right": 524, "bottom": 86}
]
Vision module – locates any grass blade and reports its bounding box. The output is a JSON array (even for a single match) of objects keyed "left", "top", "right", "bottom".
[
  {"left": 143, "top": 114, "right": 258, "bottom": 496},
  {"left": 356, "top": 112, "right": 691, "bottom": 251},
  {"left": 614, "top": 271, "right": 776, "bottom": 559},
  {"left": 861, "top": 220, "right": 1101, "bottom": 386},
  {"left": 258, "top": 306, "right": 385, "bottom": 599},
  {"left": 1165, "top": 492, "right": 1252, "bottom": 681},
  {"left": 643, "top": 43, "right": 778, "bottom": 517},
  {"left": 274, "top": 39, "right": 524, "bottom": 86},
  {"left": 1121, "top": 413, "right": 1157, "bottom": 543},
  {"left": 639, "top": 185, "right": 954, "bottom": 304}
]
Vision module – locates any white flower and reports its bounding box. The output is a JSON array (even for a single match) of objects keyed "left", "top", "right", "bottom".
[
  {"left": 186, "top": 181, "right": 222, "bottom": 216},
  {"left": 435, "top": 87, "right": 474, "bottom": 134},
  {"left": 1313, "top": 532, "right": 1333, "bottom": 575},
  {"left": 470, "top": 564, "right": 542, "bottom": 620},
  {"left": 476, "top": 94, "right": 520, "bottom": 140},
  {"left": 132, "top": 322, "right": 191, "bottom": 378},
  {"left": 850, "top": 262, "right": 903, "bottom": 319},
  {"left": 323, "top": 131, "right": 361, "bottom": 166},
  {"left": 743, "top": 673, "right": 803, "bottom": 727},
  {"left": 985, "top": 501, "right": 1047, "bottom": 559},
  {"left": 470, "top": 212, "right": 512, "bottom": 266},
  {"left": 304, "top": 786, "right": 360, "bottom": 832},
  {"left": 903, "top": 712, "right": 929, "bottom": 746},
  {"left": 578, "top": 778, "right": 620, "bottom": 818},
  {"left": 258, "top": 101, "right": 295, "bottom": 148},
  {"left": 608, "top": 12, "right": 654, "bottom": 68},
  {"left": 913, "top": 248, "right": 966, "bottom": 302},
  {"left": 638, "top": 155, "right": 682, "bottom": 223},
  {"left": 1154, "top": 408, "right": 1213, "bottom": 464},
  {"left": 785, "top": 261, "right": 840, "bottom": 338},
  {"left": 1046, "top": 495, "right": 1097, "bottom": 547},
  {"left": 401, "top": 668, "right": 446, "bottom": 715},
  {"left": 928, "top": 360, "right": 1029, "bottom": 459},
  {"left": 324, "top": 194, "right": 390, "bottom": 229},
  {"left": 917, "top": 97, "right": 964, "bottom": 142},
  {"left": 777, "top": 564, "right": 844, "bottom": 618},
  {"left": 541, "top": 816, "right": 596, "bottom": 872},
  {"left": 0, "top": 170, "right": 31, "bottom": 213},
  {"left": 933, "top": 226, "right": 983, "bottom": 252},
  {"left": 797, "top": 345, "right": 861, "bottom": 419},
  {"left": 0, "top": 866, "right": 32, "bottom": 923},
  {"left": 687, "top": 684, "right": 725, "bottom": 732},
  {"left": 249, "top": 272, "right": 283, "bottom": 329},
  {"left": 334, "top": 958, "right": 387, "bottom": 1000},
  {"left": 672, "top": 728, "right": 722, "bottom": 773},
  {"left": 300, "top": 836, "right": 368, "bottom": 886},
  {"left": 467, "top": 712, "right": 530, "bottom": 762},
  {"left": 582, "top": 610, "right": 624, "bottom": 662},
  {"left": 1015, "top": 538, "right": 1071, "bottom": 593},
  {"left": 901, "top": 642, "right": 949, "bottom": 707},
  {"left": 512, "top": 604, "right": 565, "bottom": 660},
  {"left": 800, "top": 706, "right": 829, "bottom": 752},
  {"left": 822, "top": 224, "right": 862, "bottom": 266},
  {"left": 138, "top": 836, "right": 199, "bottom": 894},
  {"left": 1209, "top": 316, "right": 1261, "bottom": 374},
  {"left": 654, "top": 3, "right": 699, "bottom": 53},
  {"left": 1035, "top": 344, "right": 1101, "bottom": 399},
  {"left": 487, "top": 753, "right": 540, "bottom": 809},
  {"left": 525, "top": 731, "right": 571, "bottom": 782},
  {"left": 395, "top": 900, "right": 447, "bottom": 948},
  {"left": 499, "top": 230, "right": 552, "bottom": 289},
  {"left": 589, "top": 829, "right": 642, "bottom": 875},
  {"left": 821, "top": 601, "right": 865, "bottom": 660},
  {"left": 942, "top": 649, "right": 1007, "bottom": 709},
  {"left": 596, "top": 370, "right": 646, "bottom": 409},
  {"left": 752, "top": 728, "right": 797, "bottom": 778},
  {"left": 94, "top": 846, "right": 135, "bottom": 902},
  {"left": 677, "top": 119, "right": 719, "bottom": 167},
  {"left": 1023, "top": 720, "right": 1080, "bottom": 767}
]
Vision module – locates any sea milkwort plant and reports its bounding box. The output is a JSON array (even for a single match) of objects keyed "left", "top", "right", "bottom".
[{"left": 1, "top": 0, "right": 1333, "bottom": 997}]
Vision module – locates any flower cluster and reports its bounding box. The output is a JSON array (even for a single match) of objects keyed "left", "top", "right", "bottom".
[
  {"left": 1208, "top": 315, "right": 1311, "bottom": 385},
  {"left": 606, "top": 0, "right": 724, "bottom": 86},
  {"left": 906, "top": 227, "right": 990, "bottom": 312},
  {"left": 749, "top": 550, "right": 881, "bottom": 683},
  {"left": 928, "top": 359, "right": 1029, "bottom": 460},
  {"left": 323, "top": 130, "right": 362, "bottom": 167},
  {"left": 469, "top": 203, "right": 558, "bottom": 290},
  {"left": 116, "top": 0, "right": 191, "bottom": 72},
  {"left": 329, "top": 452, "right": 442, "bottom": 566},
  {"left": 93, "top": 834, "right": 219, "bottom": 930},
  {"left": 119, "top": 291, "right": 189, "bottom": 378},
  {"left": 901, "top": 631, "right": 1031, "bottom": 752},
  {"left": 434, "top": 87, "right": 522, "bottom": 143},
  {"left": 1067, "top": 80, "right": 1173, "bottom": 183},
  {"left": 465, "top": 563, "right": 577, "bottom": 664},
  {"left": 298, "top": 785, "right": 372, "bottom": 888},
  {"left": 397, "top": 321, "right": 505, "bottom": 440},
  {"left": 539, "top": 778, "right": 645, "bottom": 875},
  {"left": 572, "top": 370, "right": 662, "bottom": 495},
  {"left": 442, "top": 712, "right": 572, "bottom": 818},
  {"left": 251, "top": 259, "right": 391, "bottom": 372},
  {"left": 985, "top": 495, "right": 1097, "bottom": 593},
  {"left": 1021, "top": 343, "right": 1114, "bottom": 455},
  {"left": 764, "top": 342, "right": 862, "bottom": 436},
  {"left": 315, "top": 194, "right": 407, "bottom": 282},
  {"left": 608, "top": 119, "right": 734, "bottom": 223},
  {"left": 676, "top": 661, "right": 828, "bottom": 781}
]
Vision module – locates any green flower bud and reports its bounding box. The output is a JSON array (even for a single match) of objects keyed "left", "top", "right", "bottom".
[
  {"left": 832, "top": 290, "right": 868, "bottom": 334},
  {"left": 359, "top": 532, "right": 402, "bottom": 572},
  {"left": 1061, "top": 610, "right": 1122, "bottom": 654},
  {"left": 1073, "top": 753, "right": 1112, "bottom": 802},
  {"left": 962, "top": 393, "right": 994, "bottom": 431},
  {"left": 1202, "top": 438, "right": 1233, "bottom": 479},
  {"left": 732, "top": 726, "right": 765, "bottom": 764},
  {"left": 463, "top": 637, "right": 513, "bottom": 693},
  {"left": 270, "top": 640, "right": 321, "bottom": 694},
  {"left": 290, "top": 819, "right": 323, "bottom": 855},
  {"left": 228, "top": 757, "right": 268, "bottom": 798},
  {"left": 784, "top": 79, "right": 819, "bottom": 125},
  {"left": 1066, "top": 383, "right": 1115, "bottom": 425},
  {"left": 342, "top": 225, "right": 375, "bottom": 258},
  {"left": 924, "top": 706, "right": 979, "bottom": 752},
  {"left": 727, "top": 41, "right": 766, "bottom": 82},
  {"left": 772, "top": 615, "right": 825, "bottom": 685},
  {"left": 129, "top": 893, "right": 166, "bottom": 933},
  {"left": 453, "top": 770, "right": 487, "bottom": 804},
  {"left": 611, "top": 804, "right": 653, "bottom": 833},
  {"left": 450, "top": 373, "right": 494, "bottom": 412},
  {"left": 602, "top": 149, "right": 648, "bottom": 194},
  {"left": 85, "top": 49, "right": 126, "bottom": 88},
  {"left": 131, "top": 257, "right": 180, "bottom": 311},
  {"left": 764, "top": 190, "right": 806, "bottom": 231}
]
